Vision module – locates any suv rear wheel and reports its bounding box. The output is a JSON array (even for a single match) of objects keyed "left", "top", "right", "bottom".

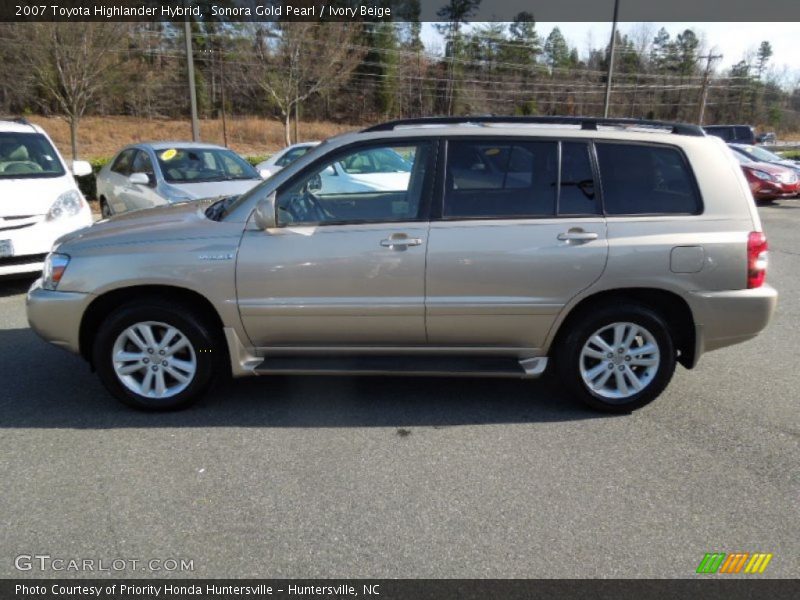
[
  {"left": 93, "top": 300, "right": 218, "bottom": 410},
  {"left": 555, "top": 304, "right": 676, "bottom": 412}
]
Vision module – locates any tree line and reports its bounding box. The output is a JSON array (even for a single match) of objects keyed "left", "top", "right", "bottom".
[{"left": 1, "top": 12, "right": 798, "bottom": 158}]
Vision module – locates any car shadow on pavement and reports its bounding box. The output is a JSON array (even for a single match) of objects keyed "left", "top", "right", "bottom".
[{"left": 0, "top": 327, "right": 612, "bottom": 429}]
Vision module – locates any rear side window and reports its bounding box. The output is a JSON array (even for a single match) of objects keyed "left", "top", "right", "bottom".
[
  {"left": 596, "top": 143, "right": 701, "bottom": 215},
  {"left": 734, "top": 126, "right": 755, "bottom": 143},
  {"left": 705, "top": 127, "right": 732, "bottom": 142},
  {"left": 444, "top": 141, "right": 557, "bottom": 218}
]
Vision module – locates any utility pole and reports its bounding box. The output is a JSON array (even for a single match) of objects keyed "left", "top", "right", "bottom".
[
  {"left": 603, "top": 0, "right": 620, "bottom": 118},
  {"left": 698, "top": 52, "right": 723, "bottom": 125},
  {"left": 184, "top": 19, "right": 200, "bottom": 141}
]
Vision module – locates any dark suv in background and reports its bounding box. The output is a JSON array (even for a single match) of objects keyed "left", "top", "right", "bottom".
[{"left": 703, "top": 125, "right": 756, "bottom": 145}]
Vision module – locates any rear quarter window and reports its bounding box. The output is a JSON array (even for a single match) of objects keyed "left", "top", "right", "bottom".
[{"left": 596, "top": 143, "right": 701, "bottom": 215}]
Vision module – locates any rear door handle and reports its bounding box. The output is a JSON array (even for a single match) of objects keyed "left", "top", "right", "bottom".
[
  {"left": 380, "top": 235, "right": 423, "bottom": 249},
  {"left": 557, "top": 230, "right": 599, "bottom": 242}
]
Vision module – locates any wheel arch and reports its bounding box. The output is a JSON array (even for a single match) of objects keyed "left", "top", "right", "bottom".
[
  {"left": 79, "top": 285, "right": 227, "bottom": 368},
  {"left": 548, "top": 288, "right": 697, "bottom": 369}
]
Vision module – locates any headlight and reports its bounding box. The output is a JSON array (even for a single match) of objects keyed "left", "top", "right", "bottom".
[
  {"left": 42, "top": 253, "right": 70, "bottom": 290},
  {"left": 163, "top": 186, "right": 194, "bottom": 203},
  {"left": 751, "top": 170, "right": 773, "bottom": 182},
  {"left": 46, "top": 190, "right": 86, "bottom": 221}
]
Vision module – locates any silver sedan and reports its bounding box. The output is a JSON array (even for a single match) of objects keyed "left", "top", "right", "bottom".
[{"left": 96, "top": 142, "right": 265, "bottom": 217}]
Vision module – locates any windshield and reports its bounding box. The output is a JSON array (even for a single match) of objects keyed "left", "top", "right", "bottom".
[
  {"left": 732, "top": 151, "right": 754, "bottom": 165},
  {"left": 0, "top": 132, "right": 65, "bottom": 179},
  {"left": 156, "top": 147, "right": 259, "bottom": 183},
  {"left": 742, "top": 145, "right": 783, "bottom": 162}
]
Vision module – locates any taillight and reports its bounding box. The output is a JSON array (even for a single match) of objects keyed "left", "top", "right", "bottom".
[{"left": 747, "top": 231, "right": 768, "bottom": 289}]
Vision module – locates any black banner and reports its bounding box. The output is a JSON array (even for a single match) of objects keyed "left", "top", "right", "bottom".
[
  {"left": 2, "top": 580, "right": 800, "bottom": 600},
  {"left": 3, "top": 0, "right": 800, "bottom": 23}
]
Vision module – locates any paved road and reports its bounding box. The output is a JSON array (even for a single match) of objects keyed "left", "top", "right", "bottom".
[{"left": 1, "top": 203, "right": 797, "bottom": 579}]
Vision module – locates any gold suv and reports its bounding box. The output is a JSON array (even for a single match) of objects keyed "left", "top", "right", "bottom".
[{"left": 27, "top": 117, "right": 777, "bottom": 412}]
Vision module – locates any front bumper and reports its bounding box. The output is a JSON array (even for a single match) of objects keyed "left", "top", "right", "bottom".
[
  {"left": 26, "top": 278, "right": 92, "bottom": 355},
  {"left": 1, "top": 210, "right": 93, "bottom": 277},
  {"left": 689, "top": 285, "right": 778, "bottom": 363}
]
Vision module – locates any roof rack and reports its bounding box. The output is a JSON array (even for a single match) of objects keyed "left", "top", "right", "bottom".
[{"left": 362, "top": 116, "right": 705, "bottom": 137}]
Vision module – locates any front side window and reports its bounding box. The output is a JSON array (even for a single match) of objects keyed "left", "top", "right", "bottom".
[
  {"left": 132, "top": 150, "right": 154, "bottom": 175},
  {"left": 0, "top": 132, "right": 65, "bottom": 179},
  {"left": 444, "top": 141, "right": 557, "bottom": 218},
  {"left": 276, "top": 143, "right": 430, "bottom": 226},
  {"left": 596, "top": 143, "right": 701, "bottom": 215},
  {"left": 111, "top": 149, "right": 136, "bottom": 176},
  {"left": 156, "top": 147, "right": 259, "bottom": 183}
]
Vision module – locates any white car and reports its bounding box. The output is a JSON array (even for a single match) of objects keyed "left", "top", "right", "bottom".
[
  {"left": 0, "top": 119, "right": 93, "bottom": 277},
  {"left": 315, "top": 146, "right": 412, "bottom": 194},
  {"left": 254, "top": 141, "right": 320, "bottom": 178}
]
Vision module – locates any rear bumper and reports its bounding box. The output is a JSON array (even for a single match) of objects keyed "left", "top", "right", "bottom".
[
  {"left": 26, "top": 279, "right": 91, "bottom": 355},
  {"left": 689, "top": 285, "right": 778, "bottom": 364}
]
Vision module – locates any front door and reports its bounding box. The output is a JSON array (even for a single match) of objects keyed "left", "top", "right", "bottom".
[
  {"left": 119, "top": 149, "right": 161, "bottom": 211},
  {"left": 236, "top": 140, "right": 435, "bottom": 348}
]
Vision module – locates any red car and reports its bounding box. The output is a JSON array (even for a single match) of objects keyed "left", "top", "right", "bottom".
[{"left": 733, "top": 151, "right": 800, "bottom": 201}]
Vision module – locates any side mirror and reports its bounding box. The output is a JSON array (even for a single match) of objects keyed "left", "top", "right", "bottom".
[
  {"left": 253, "top": 191, "right": 277, "bottom": 230},
  {"left": 72, "top": 160, "right": 92, "bottom": 177},
  {"left": 308, "top": 173, "right": 322, "bottom": 193},
  {"left": 128, "top": 172, "right": 150, "bottom": 186},
  {"left": 258, "top": 168, "right": 272, "bottom": 180}
]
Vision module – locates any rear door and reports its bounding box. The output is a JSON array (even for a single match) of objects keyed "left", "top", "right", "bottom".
[{"left": 425, "top": 139, "right": 608, "bottom": 348}]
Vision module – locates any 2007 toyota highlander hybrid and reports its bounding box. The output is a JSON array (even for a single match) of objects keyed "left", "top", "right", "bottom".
[{"left": 26, "top": 116, "right": 777, "bottom": 413}]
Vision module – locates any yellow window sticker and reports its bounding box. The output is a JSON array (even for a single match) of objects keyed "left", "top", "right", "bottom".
[
  {"left": 161, "top": 149, "right": 177, "bottom": 161},
  {"left": 485, "top": 148, "right": 501, "bottom": 156}
]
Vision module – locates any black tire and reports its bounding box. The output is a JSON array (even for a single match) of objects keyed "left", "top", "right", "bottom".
[
  {"left": 100, "top": 198, "right": 112, "bottom": 218},
  {"left": 93, "top": 300, "right": 219, "bottom": 411},
  {"left": 554, "top": 303, "right": 676, "bottom": 413}
]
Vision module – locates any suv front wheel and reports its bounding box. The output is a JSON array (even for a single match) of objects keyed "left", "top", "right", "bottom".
[
  {"left": 555, "top": 304, "right": 677, "bottom": 412},
  {"left": 93, "top": 300, "right": 218, "bottom": 410}
]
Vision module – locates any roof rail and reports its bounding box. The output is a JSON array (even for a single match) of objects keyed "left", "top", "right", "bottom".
[{"left": 362, "top": 115, "right": 705, "bottom": 137}]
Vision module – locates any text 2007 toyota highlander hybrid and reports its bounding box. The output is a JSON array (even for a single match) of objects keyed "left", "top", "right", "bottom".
[{"left": 27, "top": 117, "right": 777, "bottom": 413}]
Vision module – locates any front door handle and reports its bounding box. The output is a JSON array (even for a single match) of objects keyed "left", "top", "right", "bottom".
[
  {"left": 557, "top": 230, "right": 599, "bottom": 243},
  {"left": 380, "top": 235, "right": 423, "bottom": 249}
]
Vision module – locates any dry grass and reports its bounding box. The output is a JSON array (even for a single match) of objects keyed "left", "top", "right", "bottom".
[
  {"left": 27, "top": 115, "right": 800, "bottom": 159},
  {"left": 26, "top": 116, "right": 355, "bottom": 160}
]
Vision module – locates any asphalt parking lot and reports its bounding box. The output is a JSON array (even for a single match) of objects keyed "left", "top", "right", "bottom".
[{"left": 1, "top": 203, "right": 798, "bottom": 579}]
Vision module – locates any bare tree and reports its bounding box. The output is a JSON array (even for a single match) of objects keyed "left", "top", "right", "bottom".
[
  {"left": 251, "top": 22, "right": 365, "bottom": 146},
  {"left": 18, "top": 22, "right": 125, "bottom": 159}
]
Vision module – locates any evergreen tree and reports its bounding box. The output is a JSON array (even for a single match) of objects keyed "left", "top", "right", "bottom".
[{"left": 544, "top": 27, "right": 570, "bottom": 70}]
